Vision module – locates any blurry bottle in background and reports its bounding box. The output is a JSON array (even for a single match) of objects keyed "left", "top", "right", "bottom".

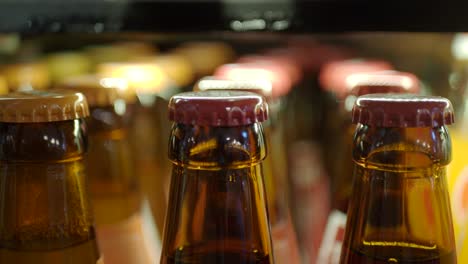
[
  {"left": 319, "top": 59, "right": 393, "bottom": 201},
  {"left": 132, "top": 54, "right": 194, "bottom": 92},
  {"left": 340, "top": 94, "right": 456, "bottom": 263},
  {"left": 447, "top": 33, "right": 468, "bottom": 263},
  {"left": 0, "top": 90, "right": 102, "bottom": 264},
  {"left": 265, "top": 43, "right": 350, "bottom": 263},
  {"left": 173, "top": 41, "right": 235, "bottom": 80},
  {"left": 45, "top": 51, "right": 92, "bottom": 84},
  {"left": 160, "top": 91, "right": 273, "bottom": 264},
  {"left": 98, "top": 61, "right": 176, "bottom": 238},
  {"left": 97, "top": 61, "right": 187, "bottom": 205},
  {"left": 60, "top": 75, "right": 160, "bottom": 264},
  {"left": 195, "top": 77, "right": 301, "bottom": 264},
  {"left": 1, "top": 61, "right": 50, "bottom": 91},
  {"left": 317, "top": 70, "right": 421, "bottom": 264}
]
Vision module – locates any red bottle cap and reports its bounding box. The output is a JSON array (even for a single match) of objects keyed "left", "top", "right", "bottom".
[
  {"left": 319, "top": 59, "right": 393, "bottom": 99},
  {"left": 347, "top": 70, "right": 420, "bottom": 96},
  {"left": 168, "top": 91, "right": 268, "bottom": 127},
  {"left": 214, "top": 62, "right": 293, "bottom": 98},
  {"left": 194, "top": 77, "right": 273, "bottom": 100},
  {"left": 352, "top": 94, "right": 454, "bottom": 127},
  {"left": 237, "top": 54, "right": 302, "bottom": 85}
]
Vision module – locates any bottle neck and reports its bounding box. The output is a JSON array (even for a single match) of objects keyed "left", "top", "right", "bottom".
[
  {"left": 0, "top": 120, "right": 96, "bottom": 251},
  {"left": 353, "top": 125, "right": 452, "bottom": 168},
  {"left": 0, "top": 120, "right": 87, "bottom": 161},
  {"left": 162, "top": 122, "right": 273, "bottom": 263},
  {"left": 341, "top": 123, "right": 456, "bottom": 262},
  {"left": 169, "top": 123, "right": 267, "bottom": 169}
]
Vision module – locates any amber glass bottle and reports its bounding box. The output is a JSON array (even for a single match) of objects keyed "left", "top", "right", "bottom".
[
  {"left": 329, "top": 71, "right": 420, "bottom": 214},
  {"left": 317, "top": 62, "right": 396, "bottom": 264},
  {"left": 97, "top": 61, "right": 176, "bottom": 235},
  {"left": 60, "top": 75, "right": 160, "bottom": 264},
  {"left": 160, "top": 90, "right": 273, "bottom": 264},
  {"left": 340, "top": 94, "right": 457, "bottom": 264},
  {"left": 0, "top": 90, "right": 101, "bottom": 264},
  {"left": 195, "top": 77, "right": 300, "bottom": 264}
]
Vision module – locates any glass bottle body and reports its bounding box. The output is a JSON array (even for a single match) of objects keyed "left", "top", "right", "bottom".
[
  {"left": 340, "top": 125, "right": 456, "bottom": 264},
  {"left": 0, "top": 120, "right": 101, "bottom": 264},
  {"left": 87, "top": 104, "right": 159, "bottom": 264},
  {"left": 161, "top": 123, "right": 273, "bottom": 264}
]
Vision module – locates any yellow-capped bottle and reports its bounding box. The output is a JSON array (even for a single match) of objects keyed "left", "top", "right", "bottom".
[
  {"left": 161, "top": 91, "right": 273, "bottom": 263},
  {"left": 96, "top": 60, "right": 190, "bottom": 228},
  {"left": 60, "top": 75, "right": 160, "bottom": 264},
  {"left": 0, "top": 90, "right": 102, "bottom": 264},
  {"left": 340, "top": 94, "right": 457, "bottom": 263}
]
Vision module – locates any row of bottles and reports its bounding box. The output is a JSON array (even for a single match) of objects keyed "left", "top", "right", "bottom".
[{"left": 0, "top": 35, "right": 467, "bottom": 263}]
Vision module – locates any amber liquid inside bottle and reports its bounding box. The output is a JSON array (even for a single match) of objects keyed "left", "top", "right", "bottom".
[
  {"left": 161, "top": 123, "right": 273, "bottom": 264},
  {"left": 87, "top": 105, "right": 158, "bottom": 264},
  {"left": 340, "top": 126, "right": 456, "bottom": 264},
  {"left": 0, "top": 120, "right": 101, "bottom": 264}
]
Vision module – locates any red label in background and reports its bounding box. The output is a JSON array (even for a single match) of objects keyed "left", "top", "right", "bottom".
[{"left": 317, "top": 210, "right": 347, "bottom": 264}]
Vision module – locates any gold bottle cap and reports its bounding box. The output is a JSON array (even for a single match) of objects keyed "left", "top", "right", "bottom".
[
  {"left": 2, "top": 61, "right": 50, "bottom": 91},
  {"left": 46, "top": 51, "right": 92, "bottom": 83},
  {"left": 97, "top": 62, "right": 171, "bottom": 95},
  {"left": 0, "top": 90, "right": 89, "bottom": 123},
  {"left": 85, "top": 41, "right": 157, "bottom": 66},
  {"left": 173, "top": 41, "right": 235, "bottom": 76},
  {"left": 134, "top": 54, "right": 194, "bottom": 87},
  {"left": 59, "top": 75, "right": 136, "bottom": 107}
]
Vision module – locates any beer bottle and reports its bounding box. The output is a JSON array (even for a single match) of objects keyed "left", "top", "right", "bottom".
[
  {"left": 340, "top": 94, "right": 457, "bottom": 264},
  {"left": 161, "top": 90, "right": 273, "bottom": 264},
  {"left": 266, "top": 44, "right": 349, "bottom": 263},
  {"left": 318, "top": 71, "right": 421, "bottom": 264},
  {"left": 97, "top": 62, "right": 175, "bottom": 233},
  {"left": 0, "top": 90, "right": 102, "bottom": 264},
  {"left": 195, "top": 76, "right": 300, "bottom": 264},
  {"left": 60, "top": 75, "right": 160, "bottom": 264}
]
